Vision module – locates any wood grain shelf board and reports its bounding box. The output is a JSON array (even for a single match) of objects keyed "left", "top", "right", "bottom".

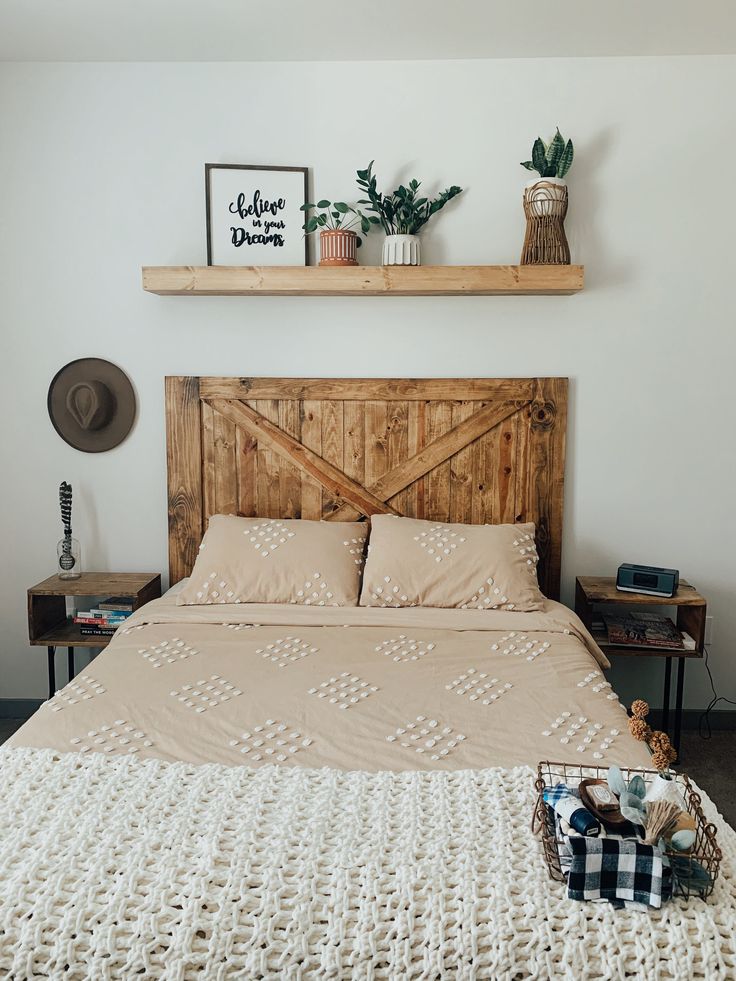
[
  {"left": 591, "top": 630, "right": 703, "bottom": 659},
  {"left": 142, "top": 265, "right": 584, "bottom": 297},
  {"left": 28, "top": 573, "right": 160, "bottom": 596},
  {"left": 29, "top": 619, "right": 115, "bottom": 649},
  {"left": 578, "top": 577, "right": 705, "bottom": 607}
]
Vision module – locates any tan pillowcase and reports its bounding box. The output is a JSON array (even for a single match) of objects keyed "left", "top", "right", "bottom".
[
  {"left": 359, "top": 515, "right": 544, "bottom": 611},
  {"left": 177, "top": 515, "right": 368, "bottom": 607}
]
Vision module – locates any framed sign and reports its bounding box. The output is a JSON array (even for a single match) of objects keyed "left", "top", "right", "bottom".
[{"left": 205, "top": 163, "right": 308, "bottom": 266}]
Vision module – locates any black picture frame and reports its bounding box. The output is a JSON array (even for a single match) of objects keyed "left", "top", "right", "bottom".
[{"left": 205, "top": 163, "right": 309, "bottom": 266}]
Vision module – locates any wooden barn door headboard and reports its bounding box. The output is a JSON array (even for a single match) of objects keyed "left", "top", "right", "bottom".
[{"left": 165, "top": 377, "right": 567, "bottom": 598}]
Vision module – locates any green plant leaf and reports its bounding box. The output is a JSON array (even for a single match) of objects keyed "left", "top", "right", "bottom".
[
  {"left": 545, "top": 129, "right": 566, "bottom": 175},
  {"left": 520, "top": 161, "right": 535, "bottom": 171},
  {"left": 621, "top": 805, "right": 645, "bottom": 825},
  {"left": 334, "top": 202, "right": 350, "bottom": 213},
  {"left": 360, "top": 216, "right": 370, "bottom": 235},
  {"left": 531, "top": 138, "right": 547, "bottom": 176},
  {"left": 304, "top": 216, "right": 319, "bottom": 233},
  {"left": 316, "top": 214, "right": 328, "bottom": 226},
  {"left": 558, "top": 139, "right": 574, "bottom": 178},
  {"left": 619, "top": 790, "right": 645, "bottom": 812},
  {"left": 628, "top": 775, "right": 646, "bottom": 800},
  {"left": 316, "top": 199, "right": 331, "bottom": 209},
  {"left": 607, "top": 766, "right": 626, "bottom": 797},
  {"left": 300, "top": 202, "right": 315, "bottom": 211}
]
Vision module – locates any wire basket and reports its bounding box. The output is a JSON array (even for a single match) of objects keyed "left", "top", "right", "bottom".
[{"left": 532, "top": 760, "right": 722, "bottom": 900}]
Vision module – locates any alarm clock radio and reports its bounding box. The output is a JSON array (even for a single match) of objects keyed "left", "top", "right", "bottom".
[{"left": 616, "top": 563, "right": 679, "bottom": 598}]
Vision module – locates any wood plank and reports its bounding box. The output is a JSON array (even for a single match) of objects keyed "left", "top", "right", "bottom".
[
  {"left": 328, "top": 400, "right": 524, "bottom": 520},
  {"left": 210, "top": 399, "right": 398, "bottom": 517},
  {"left": 299, "top": 400, "right": 323, "bottom": 520},
  {"left": 320, "top": 400, "right": 344, "bottom": 515},
  {"left": 213, "top": 403, "right": 238, "bottom": 515},
  {"left": 389, "top": 401, "right": 415, "bottom": 516},
  {"left": 254, "top": 400, "right": 281, "bottom": 518},
  {"left": 29, "top": 573, "right": 161, "bottom": 596},
  {"left": 472, "top": 428, "right": 495, "bottom": 524},
  {"left": 235, "top": 425, "right": 257, "bottom": 517},
  {"left": 165, "top": 376, "right": 203, "bottom": 583},
  {"left": 201, "top": 377, "right": 537, "bottom": 402},
  {"left": 425, "top": 401, "right": 453, "bottom": 522},
  {"left": 278, "top": 400, "right": 302, "bottom": 519},
  {"left": 525, "top": 377, "right": 568, "bottom": 600},
  {"left": 143, "top": 264, "right": 584, "bottom": 296},
  {"left": 449, "top": 400, "right": 475, "bottom": 523},
  {"left": 201, "top": 400, "right": 216, "bottom": 520},
  {"left": 578, "top": 577, "right": 705, "bottom": 607},
  {"left": 343, "top": 400, "right": 365, "bottom": 503},
  {"left": 363, "top": 400, "right": 389, "bottom": 512}
]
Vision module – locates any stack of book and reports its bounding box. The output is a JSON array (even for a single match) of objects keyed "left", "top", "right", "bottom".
[
  {"left": 599, "top": 612, "right": 691, "bottom": 651},
  {"left": 72, "top": 597, "right": 135, "bottom": 637}
]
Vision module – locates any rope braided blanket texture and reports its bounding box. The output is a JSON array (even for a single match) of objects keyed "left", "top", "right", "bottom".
[{"left": 0, "top": 747, "right": 734, "bottom": 980}]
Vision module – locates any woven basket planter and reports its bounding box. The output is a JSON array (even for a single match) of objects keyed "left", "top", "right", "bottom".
[
  {"left": 520, "top": 178, "right": 570, "bottom": 265},
  {"left": 319, "top": 229, "right": 358, "bottom": 267}
]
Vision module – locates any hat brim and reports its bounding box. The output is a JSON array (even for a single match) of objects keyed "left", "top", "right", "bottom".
[{"left": 48, "top": 358, "right": 136, "bottom": 453}]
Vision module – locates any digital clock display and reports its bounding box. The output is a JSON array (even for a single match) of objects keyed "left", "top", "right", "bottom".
[{"left": 632, "top": 571, "right": 658, "bottom": 589}]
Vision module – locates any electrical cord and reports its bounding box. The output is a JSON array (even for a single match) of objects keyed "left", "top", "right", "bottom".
[{"left": 697, "top": 645, "right": 736, "bottom": 739}]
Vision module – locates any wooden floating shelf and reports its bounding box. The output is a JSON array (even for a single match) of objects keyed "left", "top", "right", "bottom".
[{"left": 142, "top": 264, "right": 584, "bottom": 297}]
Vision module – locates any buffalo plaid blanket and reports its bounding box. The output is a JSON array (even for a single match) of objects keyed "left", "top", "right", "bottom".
[{"left": 567, "top": 835, "right": 673, "bottom": 908}]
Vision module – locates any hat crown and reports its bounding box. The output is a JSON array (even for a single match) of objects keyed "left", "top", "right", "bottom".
[{"left": 66, "top": 380, "right": 113, "bottom": 432}]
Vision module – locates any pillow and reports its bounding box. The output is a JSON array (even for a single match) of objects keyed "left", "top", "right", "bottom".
[
  {"left": 359, "top": 515, "right": 544, "bottom": 611},
  {"left": 177, "top": 515, "right": 368, "bottom": 607}
]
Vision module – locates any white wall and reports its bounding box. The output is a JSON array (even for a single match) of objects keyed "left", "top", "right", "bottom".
[{"left": 1, "top": 57, "right": 734, "bottom": 711}]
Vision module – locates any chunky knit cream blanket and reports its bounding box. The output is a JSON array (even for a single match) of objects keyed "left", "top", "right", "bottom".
[{"left": 0, "top": 747, "right": 734, "bottom": 980}]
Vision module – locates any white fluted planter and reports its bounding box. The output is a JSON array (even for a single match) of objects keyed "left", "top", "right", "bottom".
[{"left": 382, "top": 234, "right": 421, "bottom": 266}]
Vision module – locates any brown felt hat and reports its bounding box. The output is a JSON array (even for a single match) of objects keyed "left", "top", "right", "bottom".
[{"left": 47, "top": 358, "right": 136, "bottom": 453}]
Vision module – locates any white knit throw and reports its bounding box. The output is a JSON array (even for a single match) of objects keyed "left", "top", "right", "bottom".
[{"left": 0, "top": 748, "right": 735, "bottom": 979}]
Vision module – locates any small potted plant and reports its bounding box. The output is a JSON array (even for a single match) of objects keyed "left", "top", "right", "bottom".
[
  {"left": 301, "top": 200, "right": 374, "bottom": 266},
  {"left": 519, "top": 128, "right": 574, "bottom": 265},
  {"left": 356, "top": 161, "right": 463, "bottom": 266}
]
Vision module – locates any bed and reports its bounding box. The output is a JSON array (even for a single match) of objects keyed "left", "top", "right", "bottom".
[{"left": 2, "top": 377, "right": 735, "bottom": 979}]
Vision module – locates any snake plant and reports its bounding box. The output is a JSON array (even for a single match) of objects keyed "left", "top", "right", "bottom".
[{"left": 521, "top": 129, "right": 574, "bottom": 179}]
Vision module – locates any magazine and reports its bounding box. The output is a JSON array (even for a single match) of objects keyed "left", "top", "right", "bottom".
[{"left": 602, "top": 612, "right": 684, "bottom": 650}]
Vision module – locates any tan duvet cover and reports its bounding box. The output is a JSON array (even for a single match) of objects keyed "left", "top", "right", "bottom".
[{"left": 10, "top": 595, "right": 651, "bottom": 771}]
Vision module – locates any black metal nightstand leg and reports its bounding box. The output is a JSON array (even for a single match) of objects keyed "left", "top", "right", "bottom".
[
  {"left": 662, "top": 658, "right": 672, "bottom": 735},
  {"left": 674, "top": 657, "right": 686, "bottom": 757},
  {"left": 68, "top": 646, "right": 75, "bottom": 682},
  {"left": 47, "top": 646, "right": 56, "bottom": 699}
]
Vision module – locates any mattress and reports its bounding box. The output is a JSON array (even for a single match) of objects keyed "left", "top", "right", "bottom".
[{"left": 9, "top": 594, "right": 652, "bottom": 771}]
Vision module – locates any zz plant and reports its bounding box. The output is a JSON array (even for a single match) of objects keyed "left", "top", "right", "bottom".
[
  {"left": 300, "top": 200, "right": 374, "bottom": 244},
  {"left": 521, "top": 129, "right": 574, "bottom": 179},
  {"left": 356, "top": 161, "right": 463, "bottom": 235}
]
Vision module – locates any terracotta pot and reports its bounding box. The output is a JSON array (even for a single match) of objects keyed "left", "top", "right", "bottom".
[{"left": 319, "top": 229, "right": 358, "bottom": 266}]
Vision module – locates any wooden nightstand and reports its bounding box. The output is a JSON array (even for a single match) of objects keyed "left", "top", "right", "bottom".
[
  {"left": 575, "top": 576, "right": 706, "bottom": 755},
  {"left": 28, "top": 572, "right": 161, "bottom": 698}
]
